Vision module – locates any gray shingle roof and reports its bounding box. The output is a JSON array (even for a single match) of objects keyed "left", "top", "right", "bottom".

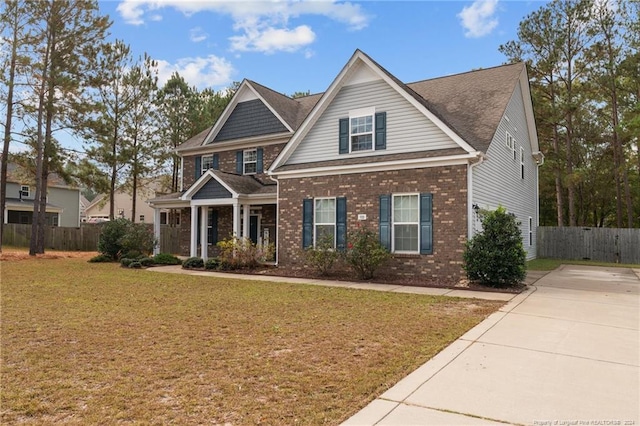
[
  {"left": 175, "top": 127, "right": 212, "bottom": 152},
  {"left": 210, "top": 170, "right": 276, "bottom": 195}
]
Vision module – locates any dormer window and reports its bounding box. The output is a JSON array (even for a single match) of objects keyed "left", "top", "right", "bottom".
[{"left": 339, "top": 108, "right": 386, "bottom": 154}]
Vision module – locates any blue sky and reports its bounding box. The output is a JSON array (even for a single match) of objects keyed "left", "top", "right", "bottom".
[{"left": 100, "top": 0, "right": 549, "bottom": 95}]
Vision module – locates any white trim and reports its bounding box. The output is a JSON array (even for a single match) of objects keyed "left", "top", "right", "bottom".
[
  {"left": 176, "top": 133, "right": 289, "bottom": 155},
  {"left": 243, "top": 148, "right": 257, "bottom": 175},
  {"left": 520, "top": 146, "right": 525, "bottom": 179},
  {"left": 190, "top": 207, "right": 198, "bottom": 257},
  {"left": 273, "top": 153, "right": 479, "bottom": 179},
  {"left": 270, "top": 50, "right": 477, "bottom": 172},
  {"left": 182, "top": 169, "right": 238, "bottom": 200},
  {"left": 200, "top": 206, "right": 208, "bottom": 261},
  {"left": 349, "top": 109, "right": 375, "bottom": 153},
  {"left": 467, "top": 154, "right": 485, "bottom": 240},
  {"left": 519, "top": 67, "right": 541, "bottom": 154},
  {"left": 313, "top": 197, "right": 337, "bottom": 248}
]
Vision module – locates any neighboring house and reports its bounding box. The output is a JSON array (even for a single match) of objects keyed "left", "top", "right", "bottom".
[
  {"left": 79, "top": 195, "right": 90, "bottom": 223},
  {"left": 1, "top": 161, "right": 81, "bottom": 227},
  {"left": 85, "top": 179, "right": 171, "bottom": 225},
  {"left": 149, "top": 50, "right": 542, "bottom": 282}
]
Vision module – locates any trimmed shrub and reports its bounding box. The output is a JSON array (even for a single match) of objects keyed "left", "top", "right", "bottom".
[
  {"left": 344, "top": 225, "right": 390, "bottom": 280},
  {"left": 97, "top": 219, "right": 130, "bottom": 260},
  {"left": 182, "top": 257, "right": 204, "bottom": 269},
  {"left": 128, "top": 261, "right": 142, "bottom": 269},
  {"left": 120, "top": 258, "right": 134, "bottom": 267},
  {"left": 463, "top": 206, "right": 527, "bottom": 287},
  {"left": 153, "top": 253, "right": 182, "bottom": 265},
  {"left": 97, "top": 218, "right": 156, "bottom": 260},
  {"left": 303, "top": 234, "right": 339, "bottom": 275},
  {"left": 139, "top": 257, "right": 154, "bottom": 267},
  {"left": 88, "top": 254, "right": 113, "bottom": 263},
  {"left": 121, "top": 250, "right": 143, "bottom": 260},
  {"left": 205, "top": 258, "right": 220, "bottom": 270}
]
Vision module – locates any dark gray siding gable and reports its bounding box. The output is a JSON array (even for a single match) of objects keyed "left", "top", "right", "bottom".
[
  {"left": 214, "top": 99, "right": 288, "bottom": 142},
  {"left": 193, "top": 179, "right": 232, "bottom": 199}
]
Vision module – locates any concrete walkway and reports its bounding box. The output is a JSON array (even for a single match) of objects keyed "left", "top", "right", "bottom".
[{"left": 342, "top": 265, "right": 640, "bottom": 425}]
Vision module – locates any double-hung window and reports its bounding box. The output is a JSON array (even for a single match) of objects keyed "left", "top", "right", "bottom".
[
  {"left": 350, "top": 114, "right": 373, "bottom": 152},
  {"left": 506, "top": 131, "right": 516, "bottom": 160},
  {"left": 520, "top": 147, "right": 525, "bottom": 179},
  {"left": 20, "top": 185, "right": 29, "bottom": 198},
  {"left": 243, "top": 149, "right": 257, "bottom": 174},
  {"left": 393, "top": 194, "right": 420, "bottom": 253},
  {"left": 201, "top": 155, "right": 214, "bottom": 175},
  {"left": 314, "top": 198, "right": 336, "bottom": 247}
]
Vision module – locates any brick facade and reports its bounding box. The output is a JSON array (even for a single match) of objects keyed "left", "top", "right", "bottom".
[
  {"left": 277, "top": 165, "right": 468, "bottom": 282},
  {"left": 182, "top": 143, "right": 286, "bottom": 188}
]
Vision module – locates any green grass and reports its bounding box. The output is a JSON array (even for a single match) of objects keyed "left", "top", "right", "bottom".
[
  {"left": 1, "top": 255, "right": 502, "bottom": 425},
  {"left": 527, "top": 258, "right": 640, "bottom": 271}
]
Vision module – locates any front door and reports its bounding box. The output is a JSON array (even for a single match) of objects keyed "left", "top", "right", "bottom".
[{"left": 249, "top": 215, "right": 259, "bottom": 244}]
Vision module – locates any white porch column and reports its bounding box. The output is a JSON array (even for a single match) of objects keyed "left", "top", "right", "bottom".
[
  {"left": 153, "top": 208, "right": 161, "bottom": 255},
  {"left": 232, "top": 200, "right": 241, "bottom": 238},
  {"left": 242, "top": 204, "right": 250, "bottom": 239},
  {"left": 190, "top": 205, "right": 198, "bottom": 257},
  {"left": 3, "top": 206, "right": 7, "bottom": 224},
  {"left": 200, "top": 206, "right": 208, "bottom": 262}
]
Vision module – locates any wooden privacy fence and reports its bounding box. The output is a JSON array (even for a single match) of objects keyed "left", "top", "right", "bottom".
[
  {"left": 537, "top": 226, "right": 640, "bottom": 264},
  {"left": 2, "top": 223, "right": 181, "bottom": 254}
]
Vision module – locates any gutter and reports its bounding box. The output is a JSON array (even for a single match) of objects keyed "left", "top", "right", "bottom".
[{"left": 467, "top": 152, "right": 486, "bottom": 240}]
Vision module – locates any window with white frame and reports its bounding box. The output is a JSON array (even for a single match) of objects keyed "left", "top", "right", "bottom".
[
  {"left": 520, "top": 147, "right": 525, "bottom": 179},
  {"left": 139, "top": 215, "right": 145, "bottom": 222},
  {"left": 314, "top": 198, "right": 336, "bottom": 247},
  {"left": 201, "top": 155, "right": 214, "bottom": 175},
  {"left": 393, "top": 194, "right": 419, "bottom": 253},
  {"left": 528, "top": 217, "right": 533, "bottom": 246},
  {"left": 20, "top": 185, "right": 29, "bottom": 198},
  {"left": 506, "top": 131, "right": 516, "bottom": 160},
  {"left": 243, "top": 149, "right": 257, "bottom": 174},
  {"left": 350, "top": 108, "right": 374, "bottom": 152}
]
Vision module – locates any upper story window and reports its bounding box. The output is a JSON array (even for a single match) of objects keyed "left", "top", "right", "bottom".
[
  {"left": 20, "top": 185, "right": 29, "bottom": 198},
  {"left": 201, "top": 155, "right": 214, "bottom": 175},
  {"left": 350, "top": 115, "right": 373, "bottom": 152},
  {"left": 506, "top": 131, "right": 516, "bottom": 160},
  {"left": 243, "top": 149, "right": 257, "bottom": 174},
  {"left": 520, "top": 147, "right": 525, "bottom": 179}
]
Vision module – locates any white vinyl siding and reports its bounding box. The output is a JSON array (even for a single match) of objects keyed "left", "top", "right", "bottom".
[
  {"left": 286, "top": 79, "right": 458, "bottom": 164},
  {"left": 471, "top": 83, "right": 538, "bottom": 260}
]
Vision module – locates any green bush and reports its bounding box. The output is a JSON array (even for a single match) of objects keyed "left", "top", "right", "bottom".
[
  {"left": 463, "top": 206, "right": 526, "bottom": 287},
  {"left": 88, "top": 254, "right": 113, "bottom": 263},
  {"left": 122, "top": 250, "right": 143, "bottom": 260},
  {"left": 344, "top": 226, "right": 390, "bottom": 280},
  {"left": 139, "top": 257, "right": 154, "bottom": 267},
  {"left": 303, "top": 234, "right": 339, "bottom": 275},
  {"left": 153, "top": 253, "right": 182, "bottom": 265},
  {"left": 128, "top": 261, "right": 142, "bottom": 269},
  {"left": 97, "top": 218, "right": 156, "bottom": 260},
  {"left": 120, "top": 258, "right": 134, "bottom": 267},
  {"left": 205, "top": 258, "right": 220, "bottom": 270},
  {"left": 217, "top": 236, "right": 274, "bottom": 270},
  {"left": 182, "top": 257, "right": 204, "bottom": 269}
]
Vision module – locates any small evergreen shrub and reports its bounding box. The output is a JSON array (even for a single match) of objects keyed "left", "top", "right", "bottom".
[
  {"left": 97, "top": 218, "right": 157, "bottom": 260},
  {"left": 122, "top": 250, "right": 143, "bottom": 260},
  {"left": 128, "top": 261, "right": 142, "bottom": 269},
  {"left": 463, "top": 206, "right": 527, "bottom": 287},
  {"left": 120, "top": 258, "right": 134, "bottom": 267},
  {"left": 97, "top": 219, "right": 130, "bottom": 260},
  {"left": 88, "top": 253, "right": 113, "bottom": 263},
  {"left": 153, "top": 253, "right": 182, "bottom": 265},
  {"left": 344, "top": 225, "right": 390, "bottom": 280},
  {"left": 205, "top": 258, "right": 220, "bottom": 270},
  {"left": 139, "top": 257, "right": 154, "bottom": 267},
  {"left": 303, "top": 234, "right": 339, "bottom": 275},
  {"left": 182, "top": 257, "right": 204, "bottom": 269}
]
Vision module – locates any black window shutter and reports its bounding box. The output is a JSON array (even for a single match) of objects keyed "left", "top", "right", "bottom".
[
  {"left": 195, "top": 156, "right": 202, "bottom": 180},
  {"left": 236, "top": 151, "right": 243, "bottom": 174},
  {"left": 339, "top": 118, "right": 349, "bottom": 154},
  {"left": 302, "top": 199, "right": 313, "bottom": 249},
  {"left": 336, "top": 197, "right": 347, "bottom": 251},
  {"left": 208, "top": 209, "right": 218, "bottom": 245},
  {"left": 375, "top": 112, "right": 386, "bottom": 150},
  {"left": 379, "top": 195, "right": 391, "bottom": 251},
  {"left": 420, "top": 193, "right": 433, "bottom": 254},
  {"left": 257, "top": 148, "right": 264, "bottom": 173},
  {"left": 213, "top": 153, "right": 219, "bottom": 170}
]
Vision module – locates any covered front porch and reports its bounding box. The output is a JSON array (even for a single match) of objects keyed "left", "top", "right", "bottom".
[{"left": 149, "top": 170, "right": 277, "bottom": 261}]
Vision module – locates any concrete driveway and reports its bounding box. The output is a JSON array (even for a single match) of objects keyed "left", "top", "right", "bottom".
[{"left": 343, "top": 265, "right": 640, "bottom": 425}]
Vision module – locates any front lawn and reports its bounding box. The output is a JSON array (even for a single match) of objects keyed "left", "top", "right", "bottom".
[{"left": 1, "top": 254, "right": 502, "bottom": 424}]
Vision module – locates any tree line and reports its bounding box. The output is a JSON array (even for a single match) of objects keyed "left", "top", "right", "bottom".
[
  {"left": 500, "top": 0, "right": 639, "bottom": 228},
  {"left": 0, "top": 0, "right": 234, "bottom": 254}
]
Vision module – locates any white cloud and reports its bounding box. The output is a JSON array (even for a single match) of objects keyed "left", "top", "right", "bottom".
[
  {"left": 230, "top": 24, "right": 315, "bottom": 54},
  {"left": 149, "top": 14, "right": 163, "bottom": 22},
  {"left": 116, "top": 0, "right": 370, "bottom": 54},
  {"left": 189, "top": 27, "right": 208, "bottom": 43},
  {"left": 458, "top": 0, "right": 499, "bottom": 38},
  {"left": 156, "top": 55, "right": 234, "bottom": 90}
]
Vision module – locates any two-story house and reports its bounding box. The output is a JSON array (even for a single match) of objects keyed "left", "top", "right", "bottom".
[
  {"left": 1, "top": 161, "right": 81, "bottom": 227},
  {"left": 150, "top": 50, "right": 541, "bottom": 282}
]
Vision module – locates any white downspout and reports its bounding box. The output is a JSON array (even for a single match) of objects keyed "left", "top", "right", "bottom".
[{"left": 467, "top": 153, "right": 485, "bottom": 240}]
